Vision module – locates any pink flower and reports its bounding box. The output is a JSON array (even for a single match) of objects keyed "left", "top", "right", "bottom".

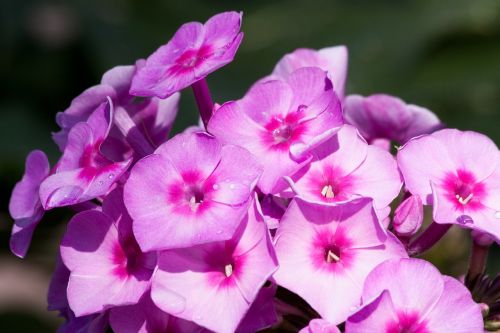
[
  {"left": 346, "top": 258, "right": 484, "bottom": 333},
  {"left": 299, "top": 319, "right": 341, "bottom": 333},
  {"left": 208, "top": 67, "right": 343, "bottom": 194},
  {"left": 284, "top": 125, "right": 402, "bottom": 226},
  {"left": 397, "top": 128, "right": 500, "bottom": 241},
  {"left": 150, "top": 200, "right": 278, "bottom": 333},
  {"left": 124, "top": 131, "right": 263, "bottom": 251},
  {"left": 344, "top": 94, "right": 442, "bottom": 147},
  {"left": 272, "top": 46, "right": 348, "bottom": 99},
  {"left": 53, "top": 63, "right": 179, "bottom": 153},
  {"left": 273, "top": 197, "right": 407, "bottom": 324},
  {"left": 60, "top": 189, "right": 156, "bottom": 316},
  {"left": 40, "top": 100, "right": 132, "bottom": 209},
  {"left": 8, "top": 150, "right": 49, "bottom": 258},
  {"left": 109, "top": 292, "right": 206, "bottom": 333},
  {"left": 130, "top": 12, "right": 243, "bottom": 99}
]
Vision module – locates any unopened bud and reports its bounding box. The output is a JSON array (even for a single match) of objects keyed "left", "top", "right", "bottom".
[
  {"left": 471, "top": 230, "right": 495, "bottom": 247},
  {"left": 393, "top": 195, "right": 423, "bottom": 236}
]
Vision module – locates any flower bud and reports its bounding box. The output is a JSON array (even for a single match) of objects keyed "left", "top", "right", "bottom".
[
  {"left": 393, "top": 195, "right": 423, "bottom": 236},
  {"left": 471, "top": 230, "right": 495, "bottom": 247}
]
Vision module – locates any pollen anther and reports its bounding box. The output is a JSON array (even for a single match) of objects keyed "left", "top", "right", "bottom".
[
  {"left": 456, "top": 193, "right": 473, "bottom": 205},
  {"left": 224, "top": 264, "right": 233, "bottom": 277},
  {"left": 321, "top": 185, "right": 335, "bottom": 199},
  {"left": 326, "top": 249, "right": 340, "bottom": 263}
]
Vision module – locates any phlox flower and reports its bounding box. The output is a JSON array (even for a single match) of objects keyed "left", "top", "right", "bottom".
[
  {"left": 272, "top": 46, "right": 348, "bottom": 99},
  {"left": 344, "top": 94, "right": 442, "bottom": 149},
  {"left": 273, "top": 197, "right": 407, "bottom": 324},
  {"left": 150, "top": 199, "right": 278, "bottom": 333},
  {"left": 53, "top": 63, "right": 179, "bottom": 154},
  {"left": 346, "top": 258, "right": 484, "bottom": 333},
  {"left": 60, "top": 188, "right": 156, "bottom": 316},
  {"left": 397, "top": 128, "right": 500, "bottom": 241},
  {"left": 130, "top": 12, "right": 243, "bottom": 99},
  {"left": 125, "top": 131, "right": 263, "bottom": 251},
  {"left": 9, "top": 150, "right": 49, "bottom": 258},
  {"left": 40, "top": 100, "right": 132, "bottom": 209},
  {"left": 284, "top": 125, "right": 402, "bottom": 226},
  {"left": 209, "top": 67, "right": 343, "bottom": 194}
]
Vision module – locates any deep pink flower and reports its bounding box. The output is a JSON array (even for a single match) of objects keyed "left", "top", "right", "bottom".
[
  {"left": 150, "top": 200, "right": 278, "bottom": 333},
  {"left": 397, "top": 129, "right": 500, "bottom": 241},
  {"left": 346, "top": 258, "right": 483, "bottom": 333},
  {"left": 299, "top": 319, "right": 341, "bottom": 333},
  {"left": 125, "top": 131, "right": 263, "bottom": 251},
  {"left": 344, "top": 94, "right": 442, "bottom": 147},
  {"left": 272, "top": 46, "right": 348, "bottom": 99},
  {"left": 109, "top": 292, "right": 206, "bottom": 333},
  {"left": 284, "top": 125, "right": 402, "bottom": 226},
  {"left": 273, "top": 198, "right": 407, "bottom": 324},
  {"left": 130, "top": 12, "right": 243, "bottom": 99},
  {"left": 208, "top": 67, "right": 343, "bottom": 194},
  {"left": 53, "top": 63, "right": 179, "bottom": 153},
  {"left": 8, "top": 150, "right": 49, "bottom": 258},
  {"left": 60, "top": 188, "right": 156, "bottom": 316},
  {"left": 40, "top": 100, "right": 132, "bottom": 209}
]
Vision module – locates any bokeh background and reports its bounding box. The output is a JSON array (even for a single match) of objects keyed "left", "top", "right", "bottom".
[{"left": 1, "top": 0, "right": 499, "bottom": 331}]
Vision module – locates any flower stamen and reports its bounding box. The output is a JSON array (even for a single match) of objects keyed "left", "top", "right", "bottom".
[{"left": 321, "top": 185, "right": 335, "bottom": 199}]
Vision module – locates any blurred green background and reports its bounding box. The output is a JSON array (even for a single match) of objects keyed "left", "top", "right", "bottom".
[{"left": 1, "top": 0, "right": 499, "bottom": 331}]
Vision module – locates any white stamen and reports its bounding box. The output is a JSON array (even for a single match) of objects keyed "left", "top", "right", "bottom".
[
  {"left": 189, "top": 196, "right": 201, "bottom": 211},
  {"left": 321, "top": 185, "right": 335, "bottom": 199},
  {"left": 456, "top": 193, "right": 473, "bottom": 205},
  {"left": 224, "top": 264, "right": 233, "bottom": 277},
  {"left": 326, "top": 250, "right": 340, "bottom": 263}
]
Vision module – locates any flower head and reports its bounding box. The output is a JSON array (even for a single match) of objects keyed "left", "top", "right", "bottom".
[
  {"left": 130, "top": 12, "right": 243, "bottom": 98},
  {"left": 346, "top": 258, "right": 484, "bottom": 333},
  {"left": 209, "top": 67, "right": 343, "bottom": 194},
  {"left": 40, "top": 100, "right": 132, "bottom": 209},
  {"left": 60, "top": 188, "right": 156, "bottom": 316},
  {"left": 273, "top": 197, "right": 407, "bottom": 324},
  {"left": 397, "top": 128, "right": 500, "bottom": 241},
  {"left": 125, "top": 131, "right": 263, "bottom": 251},
  {"left": 344, "top": 94, "right": 442, "bottom": 148},
  {"left": 150, "top": 199, "right": 278, "bottom": 333}
]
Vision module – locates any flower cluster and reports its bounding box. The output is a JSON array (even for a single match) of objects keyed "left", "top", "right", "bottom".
[{"left": 9, "top": 11, "right": 499, "bottom": 333}]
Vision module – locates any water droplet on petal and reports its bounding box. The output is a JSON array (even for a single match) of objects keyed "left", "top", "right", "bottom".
[
  {"left": 216, "top": 229, "right": 223, "bottom": 235},
  {"left": 349, "top": 306, "right": 358, "bottom": 312},
  {"left": 212, "top": 184, "right": 219, "bottom": 191},
  {"left": 108, "top": 174, "right": 114, "bottom": 180},
  {"left": 457, "top": 215, "right": 473, "bottom": 225},
  {"left": 229, "top": 184, "right": 235, "bottom": 190}
]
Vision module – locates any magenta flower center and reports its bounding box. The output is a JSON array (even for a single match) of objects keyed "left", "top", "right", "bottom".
[
  {"left": 172, "top": 45, "right": 213, "bottom": 74},
  {"left": 311, "top": 229, "right": 353, "bottom": 270},
  {"left": 184, "top": 185, "right": 205, "bottom": 211},
  {"left": 442, "top": 169, "right": 486, "bottom": 211},
  {"left": 112, "top": 236, "right": 147, "bottom": 279},
  {"left": 386, "top": 311, "right": 429, "bottom": 333},
  {"left": 264, "top": 110, "right": 307, "bottom": 150}
]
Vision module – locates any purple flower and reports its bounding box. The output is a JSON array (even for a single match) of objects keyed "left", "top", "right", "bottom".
[
  {"left": 397, "top": 128, "right": 500, "bottom": 241},
  {"left": 109, "top": 292, "right": 206, "bottom": 333},
  {"left": 53, "top": 63, "right": 179, "bottom": 155},
  {"left": 40, "top": 100, "right": 132, "bottom": 209},
  {"left": 273, "top": 46, "right": 348, "bottom": 99},
  {"left": 346, "top": 258, "right": 484, "bottom": 333},
  {"left": 124, "top": 131, "right": 263, "bottom": 251},
  {"left": 299, "top": 319, "right": 341, "bottom": 333},
  {"left": 273, "top": 198, "right": 407, "bottom": 324},
  {"left": 9, "top": 150, "right": 50, "bottom": 258},
  {"left": 209, "top": 67, "right": 343, "bottom": 194},
  {"left": 60, "top": 188, "right": 156, "bottom": 316},
  {"left": 344, "top": 94, "right": 442, "bottom": 147},
  {"left": 284, "top": 125, "right": 402, "bottom": 226},
  {"left": 150, "top": 200, "right": 278, "bottom": 333},
  {"left": 130, "top": 12, "right": 243, "bottom": 99}
]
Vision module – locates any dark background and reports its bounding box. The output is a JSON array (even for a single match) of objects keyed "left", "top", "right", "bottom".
[{"left": 1, "top": 0, "right": 499, "bottom": 331}]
